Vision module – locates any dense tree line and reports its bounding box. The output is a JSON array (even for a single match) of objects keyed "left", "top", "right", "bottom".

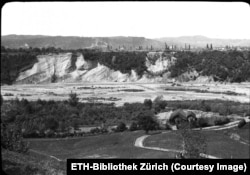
[
  {"left": 1, "top": 47, "right": 148, "bottom": 84},
  {"left": 82, "top": 50, "right": 148, "bottom": 76},
  {"left": 2, "top": 46, "right": 250, "bottom": 84},
  {"left": 170, "top": 50, "right": 250, "bottom": 82},
  {"left": 1, "top": 46, "right": 68, "bottom": 85},
  {"left": 1, "top": 52, "right": 38, "bottom": 84},
  {"left": 1, "top": 93, "right": 166, "bottom": 138}
]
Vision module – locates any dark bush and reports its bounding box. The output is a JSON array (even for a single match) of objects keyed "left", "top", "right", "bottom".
[
  {"left": 100, "top": 128, "right": 108, "bottom": 133},
  {"left": 116, "top": 122, "right": 127, "bottom": 132},
  {"left": 137, "top": 111, "right": 159, "bottom": 134},
  {"left": 4, "top": 93, "right": 14, "bottom": 96},
  {"left": 1, "top": 125, "right": 29, "bottom": 153},
  {"left": 90, "top": 127, "right": 100, "bottom": 134},
  {"left": 68, "top": 92, "right": 79, "bottom": 107},
  {"left": 197, "top": 118, "right": 210, "bottom": 127},
  {"left": 45, "top": 130, "right": 55, "bottom": 138},
  {"left": 238, "top": 119, "right": 246, "bottom": 128},
  {"left": 144, "top": 99, "right": 153, "bottom": 109},
  {"left": 165, "top": 122, "right": 172, "bottom": 130},
  {"left": 129, "top": 122, "right": 138, "bottom": 131},
  {"left": 214, "top": 117, "right": 230, "bottom": 126}
]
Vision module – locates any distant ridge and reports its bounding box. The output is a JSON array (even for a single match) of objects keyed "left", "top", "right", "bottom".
[
  {"left": 1, "top": 35, "right": 163, "bottom": 49},
  {"left": 156, "top": 35, "right": 250, "bottom": 47},
  {"left": 1, "top": 34, "right": 250, "bottom": 49}
]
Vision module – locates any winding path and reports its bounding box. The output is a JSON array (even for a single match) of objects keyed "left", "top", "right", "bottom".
[
  {"left": 134, "top": 118, "right": 250, "bottom": 159},
  {"left": 29, "top": 149, "right": 64, "bottom": 162}
]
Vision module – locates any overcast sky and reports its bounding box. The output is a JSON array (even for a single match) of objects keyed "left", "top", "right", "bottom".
[{"left": 2, "top": 2, "right": 250, "bottom": 39}]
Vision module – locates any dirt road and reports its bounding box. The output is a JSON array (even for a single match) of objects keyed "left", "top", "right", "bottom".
[{"left": 134, "top": 118, "right": 250, "bottom": 159}]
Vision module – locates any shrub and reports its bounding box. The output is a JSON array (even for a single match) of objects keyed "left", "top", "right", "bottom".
[
  {"left": 238, "top": 119, "right": 246, "bottom": 128},
  {"left": 144, "top": 99, "right": 153, "bottom": 109},
  {"left": 137, "top": 111, "right": 159, "bottom": 134},
  {"left": 4, "top": 93, "right": 14, "bottom": 96},
  {"left": 129, "top": 122, "right": 138, "bottom": 131},
  {"left": 1, "top": 124, "right": 29, "bottom": 153},
  {"left": 100, "top": 128, "right": 108, "bottom": 133},
  {"left": 153, "top": 95, "right": 168, "bottom": 113},
  {"left": 165, "top": 122, "right": 172, "bottom": 130},
  {"left": 45, "top": 130, "right": 55, "bottom": 138},
  {"left": 90, "top": 127, "right": 100, "bottom": 134},
  {"left": 51, "top": 73, "right": 57, "bottom": 83},
  {"left": 197, "top": 118, "right": 210, "bottom": 127},
  {"left": 68, "top": 92, "right": 79, "bottom": 107},
  {"left": 1, "top": 94, "right": 3, "bottom": 106},
  {"left": 214, "top": 117, "right": 230, "bottom": 126},
  {"left": 153, "top": 95, "right": 164, "bottom": 103},
  {"left": 116, "top": 122, "right": 127, "bottom": 132}
]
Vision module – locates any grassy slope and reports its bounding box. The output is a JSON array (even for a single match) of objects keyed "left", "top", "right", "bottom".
[
  {"left": 144, "top": 124, "right": 250, "bottom": 158},
  {"left": 2, "top": 149, "right": 65, "bottom": 175},
  {"left": 28, "top": 131, "right": 176, "bottom": 160},
  {"left": 5, "top": 124, "right": 248, "bottom": 175}
]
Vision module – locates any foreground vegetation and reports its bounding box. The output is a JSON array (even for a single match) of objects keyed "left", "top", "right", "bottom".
[
  {"left": 1, "top": 93, "right": 249, "bottom": 175},
  {"left": 165, "top": 99, "right": 250, "bottom": 116},
  {"left": 1, "top": 94, "right": 166, "bottom": 138},
  {"left": 2, "top": 148, "right": 65, "bottom": 175},
  {"left": 1, "top": 91, "right": 249, "bottom": 139}
]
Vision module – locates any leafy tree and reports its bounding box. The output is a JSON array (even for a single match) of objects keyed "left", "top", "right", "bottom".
[
  {"left": 116, "top": 122, "right": 127, "bottom": 132},
  {"left": 51, "top": 73, "right": 57, "bottom": 83},
  {"left": 137, "top": 111, "right": 159, "bottom": 134},
  {"left": 1, "top": 124, "right": 29, "bottom": 153},
  {"left": 144, "top": 99, "right": 153, "bottom": 109},
  {"left": 206, "top": 44, "right": 209, "bottom": 49},
  {"left": 153, "top": 95, "right": 167, "bottom": 113},
  {"left": 45, "top": 117, "right": 59, "bottom": 131},
  {"left": 0, "top": 94, "right": 3, "bottom": 106},
  {"left": 129, "top": 122, "right": 138, "bottom": 131},
  {"left": 68, "top": 91, "right": 79, "bottom": 107}
]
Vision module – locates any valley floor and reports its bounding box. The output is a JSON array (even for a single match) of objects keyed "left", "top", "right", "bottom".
[{"left": 2, "top": 82, "right": 250, "bottom": 105}]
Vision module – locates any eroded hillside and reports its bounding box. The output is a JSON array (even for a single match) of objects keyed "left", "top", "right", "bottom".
[
  {"left": 2, "top": 48, "right": 250, "bottom": 84},
  {"left": 15, "top": 52, "right": 176, "bottom": 84}
]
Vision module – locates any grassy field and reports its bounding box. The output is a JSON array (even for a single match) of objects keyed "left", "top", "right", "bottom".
[
  {"left": 2, "top": 148, "right": 65, "bottom": 175},
  {"left": 27, "top": 131, "right": 176, "bottom": 160},
  {"left": 3, "top": 123, "right": 249, "bottom": 175},
  {"left": 144, "top": 123, "right": 250, "bottom": 158}
]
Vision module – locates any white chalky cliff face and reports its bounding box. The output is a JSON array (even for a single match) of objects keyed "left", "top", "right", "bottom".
[
  {"left": 146, "top": 52, "right": 176, "bottom": 74},
  {"left": 15, "top": 52, "right": 177, "bottom": 84}
]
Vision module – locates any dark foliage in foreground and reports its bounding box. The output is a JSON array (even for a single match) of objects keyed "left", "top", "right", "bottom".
[
  {"left": 137, "top": 110, "right": 159, "bottom": 134},
  {"left": 1, "top": 95, "right": 29, "bottom": 153},
  {"left": 2, "top": 148, "right": 65, "bottom": 175},
  {"left": 1, "top": 95, "right": 162, "bottom": 138},
  {"left": 1, "top": 92, "right": 249, "bottom": 138}
]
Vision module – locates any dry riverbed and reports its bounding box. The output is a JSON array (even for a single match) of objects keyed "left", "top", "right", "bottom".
[{"left": 1, "top": 82, "right": 250, "bottom": 106}]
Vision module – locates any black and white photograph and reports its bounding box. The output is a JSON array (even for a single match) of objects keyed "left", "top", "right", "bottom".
[{"left": 1, "top": 1, "right": 250, "bottom": 175}]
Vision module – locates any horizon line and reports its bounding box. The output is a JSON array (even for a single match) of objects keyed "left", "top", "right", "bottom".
[{"left": 2, "top": 34, "right": 250, "bottom": 40}]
